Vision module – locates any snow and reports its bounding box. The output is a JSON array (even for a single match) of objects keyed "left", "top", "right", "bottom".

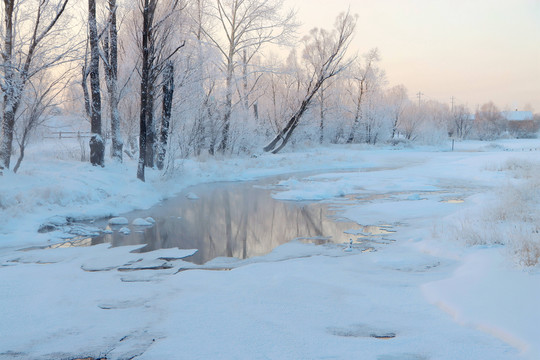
[{"left": 0, "top": 139, "right": 539, "bottom": 359}]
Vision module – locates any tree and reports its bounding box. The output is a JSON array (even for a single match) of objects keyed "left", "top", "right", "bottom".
[
  {"left": 136, "top": 0, "right": 184, "bottom": 181},
  {"left": 136, "top": 0, "right": 154, "bottom": 181},
  {"left": 0, "top": 0, "right": 71, "bottom": 171},
  {"left": 474, "top": 101, "right": 505, "bottom": 140},
  {"left": 346, "top": 48, "right": 383, "bottom": 143},
  {"left": 263, "top": 11, "right": 357, "bottom": 154},
  {"left": 199, "top": 0, "right": 296, "bottom": 153},
  {"left": 156, "top": 61, "right": 174, "bottom": 170},
  {"left": 13, "top": 72, "right": 67, "bottom": 173},
  {"left": 103, "top": 0, "right": 123, "bottom": 162},
  {"left": 450, "top": 104, "right": 472, "bottom": 139},
  {"left": 386, "top": 84, "right": 409, "bottom": 140},
  {"left": 89, "top": 0, "right": 104, "bottom": 166}
]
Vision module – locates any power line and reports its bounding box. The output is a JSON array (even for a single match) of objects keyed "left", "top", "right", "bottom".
[{"left": 416, "top": 91, "right": 423, "bottom": 107}]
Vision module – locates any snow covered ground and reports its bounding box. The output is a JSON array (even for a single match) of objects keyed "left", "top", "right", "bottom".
[{"left": 1, "top": 139, "right": 539, "bottom": 359}]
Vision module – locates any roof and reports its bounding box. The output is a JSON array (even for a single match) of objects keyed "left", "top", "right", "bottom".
[{"left": 501, "top": 111, "right": 533, "bottom": 121}]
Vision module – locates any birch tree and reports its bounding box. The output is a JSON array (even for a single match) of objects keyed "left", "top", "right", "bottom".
[
  {"left": 199, "top": 0, "right": 296, "bottom": 153},
  {"left": 263, "top": 11, "right": 357, "bottom": 154},
  {"left": 103, "top": 0, "right": 123, "bottom": 162},
  {"left": 0, "top": 0, "right": 71, "bottom": 171}
]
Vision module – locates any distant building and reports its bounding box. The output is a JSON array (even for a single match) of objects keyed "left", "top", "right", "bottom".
[
  {"left": 501, "top": 110, "right": 533, "bottom": 121},
  {"left": 502, "top": 110, "right": 539, "bottom": 138}
]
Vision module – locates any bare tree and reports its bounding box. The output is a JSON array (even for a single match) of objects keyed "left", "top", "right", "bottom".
[
  {"left": 89, "top": 0, "right": 104, "bottom": 166},
  {"left": 263, "top": 11, "right": 357, "bottom": 154},
  {"left": 13, "top": 72, "right": 68, "bottom": 173},
  {"left": 0, "top": 0, "right": 71, "bottom": 171},
  {"left": 199, "top": 0, "right": 296, "bottom": 153}
]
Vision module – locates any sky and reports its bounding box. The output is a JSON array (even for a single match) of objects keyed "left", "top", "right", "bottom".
[{"left": 289, "top": 0, "right": 540, "bottom": 112}]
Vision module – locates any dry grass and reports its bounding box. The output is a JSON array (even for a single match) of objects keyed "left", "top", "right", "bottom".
[{"left": 454, "top": 158, "right": 540, "bottom": 267}]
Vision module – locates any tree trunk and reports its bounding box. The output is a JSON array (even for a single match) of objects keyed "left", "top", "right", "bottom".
[
  {"left": 137, "top": 0, "right": 152, "bottom": 181},
  {"left": 107, "top": 0, "right": 123, "bottom": 162},
  {"left": 81, "top": 65, "right": 92, "bottom": 118},
  {"left": 347, "top": 82, "right": 365, "bottom": 144},
  {"left": 157, "top": 61, "right": 174, "bottom": 170},
  {"left": 89, "top": 0, "right": 104, "bottom": 167},
  {"left": 319, "top": 87, "right": 325, "bottom": 144},
  {"left": 0, "top": 0, "right": 15, "bottom": 169},
  {"left": 218, "top": 60, "right": 234, "bottom": 153},
  {"left": 13, "top": 140, "right": 25, "bottom": 174},
  {"left": 264, "top": 95, "right": 313, "bottom": 154},
  {"left": 144, "top": 83, "right": 156, "bottom": 167}
]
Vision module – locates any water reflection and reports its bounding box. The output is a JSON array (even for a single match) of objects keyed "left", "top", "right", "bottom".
[{"left": 91, "top": 181, "right": 360, "bottom": 264}]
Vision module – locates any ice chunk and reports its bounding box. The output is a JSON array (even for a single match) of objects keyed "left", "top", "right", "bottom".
[
  {"left": 132, "top": 218, "right": 152, "bottom": 226},
  {"left": 186, "top": 192, "right": 199, "bottom": 200},
  {"left": 109, "top": 217, "right": 129, "bottom": 225},
  {"left": 119, "top": 227, "right": 131, "bottom": 235}
]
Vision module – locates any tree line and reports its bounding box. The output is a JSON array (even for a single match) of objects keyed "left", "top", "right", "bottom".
[{"left": 0, "top": 0, "right": 535, "bottom": 178}]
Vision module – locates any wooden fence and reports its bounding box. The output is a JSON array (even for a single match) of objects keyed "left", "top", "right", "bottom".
[{"left": 44, "top": 131, "right": 93, "bottom": 139}]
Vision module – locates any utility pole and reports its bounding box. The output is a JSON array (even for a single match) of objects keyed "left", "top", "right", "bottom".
[
  {"left": 416, "top": 91, "right": 423, "bottom": 107},
  {"left": 451, "top": 96, "right": 455, "bottom": 112}
]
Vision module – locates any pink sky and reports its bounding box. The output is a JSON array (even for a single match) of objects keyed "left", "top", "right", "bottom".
[{"left": 290, "top": 0, "right": 540, "bottom": 112}]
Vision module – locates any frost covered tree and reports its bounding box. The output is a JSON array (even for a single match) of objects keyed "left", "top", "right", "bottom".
[
  {"left": 136, "top": 0, "right": 184, "bottom": 181},
  {"left": 474, "top": 101, "right": 506, "bottom": 140},
  {"left": 0, "top": 0, "right": 71, "bottom": 171},
  {"left": 450, "top": 104, "right": 472, "bottom": 140},
  {"left": 264, "top": 11, "right": 357, "bottom": 154},
  {"left": 102, "top": 0, "right": 123, "bottom": 162},
  {"left": 346, "top": 48, "right": 384, "bottom": 143},
  {"left": 385, "top": 84, "right": 409, "bottom": 140},
  {"left": 198, "top": 0, "right": 296, "bottom": 153}
]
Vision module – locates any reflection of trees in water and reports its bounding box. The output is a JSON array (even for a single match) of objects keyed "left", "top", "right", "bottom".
[{"left": 96, "top": 184, "right": 357, "bottom": 264}]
